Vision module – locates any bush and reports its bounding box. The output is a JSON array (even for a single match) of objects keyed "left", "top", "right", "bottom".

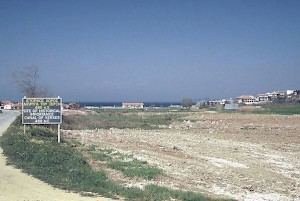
[{"left": 29, "top": 126, "right": 56, "bottom": 137}]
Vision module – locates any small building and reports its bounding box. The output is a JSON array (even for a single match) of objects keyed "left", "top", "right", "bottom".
[
  {"left": 256, "top": 94, "right": 271, "bottom": 104},
  {"left": 294, "top": 90, "right": 300, "bottom": 96},
  {"left": 4, "top": 104, "right": 12, "bottom": 110},
  {"left": 236, "top": 95, "right": 257, "bottom": 105},
  {"left": 122, "top": 102, "right": 144, "bottom": 109},
  {"left": 64, "top": 103, "right": 80, "bottom": 110},
  {"left": 286, "top": 89, "right": 300, "bottom": 97},
  {"left": 287, "top": 90, "right": 295, "bottom": 96},
  {"left": 207, "top": 100, "right": 221, "bottom": 106},
  {"left": 270, "top": 91, "right": 286, "bottom": 99},
  {"left": 224, "top": 103, "right": 239, "bottom": 110},
  {"left": 0, "top": 100, "right": 21, "bottom": 110},
  {"left": 169, "top": 104, "right": 182, "bottom": 108}
]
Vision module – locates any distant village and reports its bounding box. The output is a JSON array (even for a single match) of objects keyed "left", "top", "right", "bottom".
[
  {"left": 1, "top": 89, "right": 299, "bottom": 111},
  {"left": 197, "top": 89, "right": 300, "bottom": 109}
]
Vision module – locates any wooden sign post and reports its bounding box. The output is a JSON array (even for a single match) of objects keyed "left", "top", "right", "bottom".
[{"left": 22, "top": 97, "right": 63, "bottom": 143}]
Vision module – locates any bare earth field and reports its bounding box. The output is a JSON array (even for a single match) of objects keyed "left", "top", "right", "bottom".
[{"left": 64, "top": 111, "right": 300, "bottom": 201}]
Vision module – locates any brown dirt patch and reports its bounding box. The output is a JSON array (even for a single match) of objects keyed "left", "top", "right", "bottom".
[{"left": 63, "top": 112, "right": 300, "bottom": 201}]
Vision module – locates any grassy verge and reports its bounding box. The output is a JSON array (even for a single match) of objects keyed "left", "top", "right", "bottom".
[
  {"left": 258, "top": 104, "right": 300, "bottom": 115},
  {"left": 88, "top": 147, "right": 162, "bottom": 180},
  {"left": 236, "top": 104, "right": 300, "bottom": 115},
  {"left": 219, "top": 104, "right": 300, "bottom": 115},
  {"left": 0, "top": 116, "right": 230, "bottom": 201},
  {"left": 63, "top": 110, "right": 182, "bottom": 130}
]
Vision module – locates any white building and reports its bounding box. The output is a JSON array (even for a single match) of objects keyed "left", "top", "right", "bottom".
[
  {"left": 4, "top": 104, "right": 12, "bottom": 110},
  {"left": 122, "top": 102, "right": 144, "bottom": 109},
  {"left": 224, "top": 103, "right": 239, "bottom": 110},
  {"left": 236, "top": 95, "right": 257, "bottom": 105},
  {"left": 256, "top": 94, "right": 271, "bottom": 104},
  {"left": 287, "top": 90, "right": 295, "bottom": 96}
]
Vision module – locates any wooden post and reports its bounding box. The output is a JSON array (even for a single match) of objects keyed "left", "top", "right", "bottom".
[
  {"left": 58, "top": 96, "right": 62, "bottom": 143},
  {"left": 58, "top": 124, "right": 61, "bottom": 143},
  {"left": 24, "top": 125, "right": 26, "bottom": 135}
]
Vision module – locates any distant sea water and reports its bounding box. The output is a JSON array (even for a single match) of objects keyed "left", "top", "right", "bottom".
[{"left": 77, "top": 102, "right": 181, "bottom": 108}]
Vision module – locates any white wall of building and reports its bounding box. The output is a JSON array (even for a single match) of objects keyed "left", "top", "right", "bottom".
[{"left": 4, "top": 104, "right": 12, "bottom": 110}]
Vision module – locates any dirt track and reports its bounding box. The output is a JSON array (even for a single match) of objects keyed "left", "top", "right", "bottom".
[
  {"left": 64, "top": 112, "right": 300, "bottom": 201},
  {"left": 0, "top": 110, "right": 113, "bottom": 201}
]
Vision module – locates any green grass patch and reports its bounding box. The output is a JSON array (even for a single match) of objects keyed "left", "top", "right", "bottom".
[
  {"left": 108, "top": 160, "right": 162, "bottom": 180},
  {"left": 143, "top": 185, "right": 213, "bottom": 201},
  {"left": 0, "top": 116, "right": 231, "bottom": 201},
  {"left": 87, "top": 148, "right": 162, "bottom": 180},
  {"left": 260, "top": 104, "right": 300, "bottom": 115},
  {"left": 90, "top": 151, "right": 113, "bottom": 161},
  {"left": 63, "top": 110, "right": 182, "bottom": 130},
  {"left": 240, "top": 126, "right": 257, "bottom": 130},
  {"left": 240, "top": 104, "right": 300, "bottom": 115},
  {"left": 220, "top": 104, "right": 300, "bottom": 115}
]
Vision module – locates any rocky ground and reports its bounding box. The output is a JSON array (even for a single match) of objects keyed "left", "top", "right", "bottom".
[{"left": 63, "top": 111, "right": 300, "bottom": 201}]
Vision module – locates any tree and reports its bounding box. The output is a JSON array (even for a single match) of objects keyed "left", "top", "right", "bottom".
[
  {"left": 12, "top": 65, "right": 48, "bottom": 97},
  {"left": 181, "top": 98, "right": 193, "bottom": 109}
]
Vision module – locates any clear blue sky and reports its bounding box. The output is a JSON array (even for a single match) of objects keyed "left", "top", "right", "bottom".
[{"left": 1, "top": 0, "right": 299, "bottom": 102}]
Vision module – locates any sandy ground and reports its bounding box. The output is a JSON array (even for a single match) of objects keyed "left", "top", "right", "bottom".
[
  {"left": 64, "top": 112, "right": 300, "bottom": 201},
  {"left": 0, "top": 110, "right": 113, "bottom": 201}
]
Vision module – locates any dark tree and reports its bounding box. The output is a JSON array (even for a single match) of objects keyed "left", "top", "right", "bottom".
[
  {"left": 181, "top": 98, "right": 193, "bottom": 109},
  {"left": 12, "top": 65, "right": 48, "bottom": 97}
]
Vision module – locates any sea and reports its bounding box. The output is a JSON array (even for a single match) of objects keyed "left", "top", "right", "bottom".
[{"left": 77, "top": 102, "right": 181, "bottom": 108}]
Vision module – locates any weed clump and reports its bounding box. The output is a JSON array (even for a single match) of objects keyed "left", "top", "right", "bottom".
[
  {"left": 88, "top": 148, "right": 162, "bottom": 180},
  {"left": 108, "top": 160, "right": 162, "bottom": 180}
]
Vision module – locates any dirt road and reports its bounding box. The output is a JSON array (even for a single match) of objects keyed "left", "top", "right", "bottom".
[
  {"left": 0, "top": 110, "right": 113, "bottom": 201},
  {"left": 64, "top": 112, "right": 300, "bottom": 201}
]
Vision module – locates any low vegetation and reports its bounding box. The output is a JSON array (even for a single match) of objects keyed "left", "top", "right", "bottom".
[
  {"left": 260, "top": 104, "right": 300, "bottom": 115},
  {"left": 0, "top": 116, "right": 228, "bottom": 201},
  {"left": 87, "top": 147, "right": 162, "bottom": 180},
  {"left": 220, "top": 104, "right": 300, "bottom": 115},
  {"left": 63, "top": 109, "right": 182, "bottom": 130}
]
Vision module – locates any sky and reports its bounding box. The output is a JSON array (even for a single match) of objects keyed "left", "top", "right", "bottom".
[{"left": 0, "top": 0, "right": 299, "bottom": 102}]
